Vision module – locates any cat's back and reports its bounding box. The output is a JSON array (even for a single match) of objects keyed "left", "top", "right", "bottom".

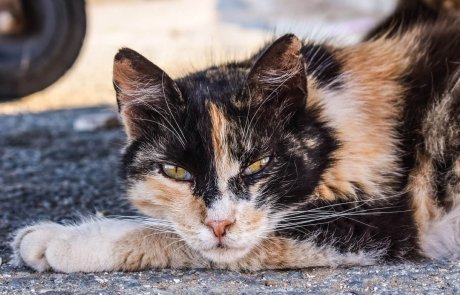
[
  {"left": 338, "top": 16, "right": 460, "bottom": 258},
  {"left": 396, "top": 18, "right": 460, "bottom": 242},
  {"left": 299, "top": 13, "right": 459, "bottom": 259}
]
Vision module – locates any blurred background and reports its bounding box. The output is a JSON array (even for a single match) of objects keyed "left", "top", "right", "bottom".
[{"left": 0, "top": 0, "right": 397, "bottom": 114}]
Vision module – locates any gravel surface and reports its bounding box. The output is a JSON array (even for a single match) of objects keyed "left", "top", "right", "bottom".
[{"left": 1, "top": 107, "right": 459, "bottom": 294}]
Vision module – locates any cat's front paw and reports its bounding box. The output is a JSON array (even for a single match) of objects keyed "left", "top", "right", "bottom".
[{"left": 11, "top": 222, "right": 69, "bottom": 272}]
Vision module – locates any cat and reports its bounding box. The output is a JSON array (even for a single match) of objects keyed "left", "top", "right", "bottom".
[{"left": 11, "top": 0, "right": 460, "bottom": 272}]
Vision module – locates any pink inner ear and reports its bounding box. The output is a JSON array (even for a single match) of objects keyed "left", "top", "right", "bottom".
[
  {"left": 113, "top": 55, "right": 155, "bottom": 139},
  {"left": 113, "top": 47, "right": 168, "bottom": 105},
  {"left": 113, "top": 47, "right": 181, "bottom": 108},
  {"left": 112, "top": 48, "right": 184, "bottom": 140},
  {"left": 113, "top": 58, "right": 139, "bottom": 94}
]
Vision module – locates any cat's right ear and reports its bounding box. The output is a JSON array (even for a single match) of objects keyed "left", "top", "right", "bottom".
[
  {"left": 113, "top": 48, "right": 183, "bottom": 139},
  {"left": 238, "top": 34, "right": 307, "bottom": 114}
]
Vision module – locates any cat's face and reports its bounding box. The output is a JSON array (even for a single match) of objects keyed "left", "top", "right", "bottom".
[{"left": 114, "top": 35, "right": 336, "bottom": 263}]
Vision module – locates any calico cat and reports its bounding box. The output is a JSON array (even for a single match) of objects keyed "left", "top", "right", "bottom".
[{"left": 12, "top": 0, "right": 460, "bottom": 272}]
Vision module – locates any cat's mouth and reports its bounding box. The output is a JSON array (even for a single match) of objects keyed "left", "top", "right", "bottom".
[
  {"left": 193, "top": 233, "right": 258, "bottom": 263},
  {"left": 200, "top": 244, "right": 252, "bottom": 263},
  {"left": 199, "top": 239, "right": 243, "bottom": 251}
]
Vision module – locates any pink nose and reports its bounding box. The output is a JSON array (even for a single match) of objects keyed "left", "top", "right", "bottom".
[{"left": 206, "top": 219, "right": 234, "bottom": 238}]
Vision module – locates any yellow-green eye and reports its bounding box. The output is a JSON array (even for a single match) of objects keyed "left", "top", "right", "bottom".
[
  {"left": 242, "top": 157, "right": 271, "bottom": 176},
  {"left": 161, "top": 164, "right": 193, "bottom": 181}
]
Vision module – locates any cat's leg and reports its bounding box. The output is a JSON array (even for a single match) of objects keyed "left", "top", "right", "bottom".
[
  {"left": 420, "top": 207, "right": 460, "bottom": 259},
  {"left": 12, "top": 218, "right": 205, "bottom": 273},
  {"left": 226, "top": 238, "right": 382, "bottom": 271},
  {"left": 418, "top": 72, "right": 460, "bottom": 259}
]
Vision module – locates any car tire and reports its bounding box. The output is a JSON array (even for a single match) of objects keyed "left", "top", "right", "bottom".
[{"left": 0, "top": 0, "right": 86, "bottom": 100}]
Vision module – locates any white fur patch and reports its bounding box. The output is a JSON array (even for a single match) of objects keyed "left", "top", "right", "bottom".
[
  {"left": 420, "top": 207, "right": 460, "bottom": 259},
  {"left": 206, "top": 195, "right": 236, "bottom": 221}
]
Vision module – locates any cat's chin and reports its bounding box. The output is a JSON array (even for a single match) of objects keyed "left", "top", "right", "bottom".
[{"left": 199, "top": 246, "right": 252, "bottom": 264}]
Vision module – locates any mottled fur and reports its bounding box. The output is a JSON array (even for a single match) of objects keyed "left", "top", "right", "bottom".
[{"left": 12, "top": 0, "right": 460, "bottom": 272}]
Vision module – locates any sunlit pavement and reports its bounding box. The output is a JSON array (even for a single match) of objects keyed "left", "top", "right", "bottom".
[{"left": 0, "top": 0, "right": 393, "bottom": 114}]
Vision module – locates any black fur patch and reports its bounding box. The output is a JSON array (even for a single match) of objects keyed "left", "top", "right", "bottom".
[
  {"left": 277, "top": 192, "right": 420, "bottom": 260},
  {"left": 254, "top": 105, "right": 339, "bottom": 207},
  {"left": 301, "top": 44, "right": 343, "bottom": 89}
]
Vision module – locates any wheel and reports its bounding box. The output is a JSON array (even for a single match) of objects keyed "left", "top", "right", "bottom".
[{"left": 0, "top": 0, "right": 86, "bottom": 101}]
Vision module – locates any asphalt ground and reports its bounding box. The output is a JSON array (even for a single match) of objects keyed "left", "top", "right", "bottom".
[{"left": 0, "top": 107, "right": 459, "bottom": 294}]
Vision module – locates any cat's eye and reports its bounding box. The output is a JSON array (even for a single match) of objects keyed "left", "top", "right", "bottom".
[
  {"left": 242, "top": 157, "right": 271, "bottom": 176},
  {"left": 161, "top": 164, "right": 193, "bottom": 181}
]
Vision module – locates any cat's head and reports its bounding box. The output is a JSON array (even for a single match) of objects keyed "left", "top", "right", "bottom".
[{"left": 113, "top": 34, "right": 336, "bottom": 263}]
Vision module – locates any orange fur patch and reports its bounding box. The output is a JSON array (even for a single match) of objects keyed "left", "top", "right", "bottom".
[
  {"left": 209, "top": 103, "right": 227, "bottom": 160},
  {"left": 408, "top": 152, "right": 443, "bottom": 234},
  {"left": 307, "top": 35, "right": 419, "bottom": 201},
  {"left": 130, "top": 176, "right": 206, "bottom": 222},
  {"left": 227, "top": 236, "right": 375, "bottom": 270},
  {"left": 114, "top": 229, "right": 204, "bottom": 271},
  {"left": 208, "top": 102, "right": 240, "bottom": 191}
]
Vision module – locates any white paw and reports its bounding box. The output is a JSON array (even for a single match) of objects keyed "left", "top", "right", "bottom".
[
  {"left": 11, "top": 222, "right": 69, "bottom": 272},
  {"left": 421, "top": 208, "right": 460, "bottom": 259},
  {"left": 11, "top": 218, "right": 145, "bottom": 273}
]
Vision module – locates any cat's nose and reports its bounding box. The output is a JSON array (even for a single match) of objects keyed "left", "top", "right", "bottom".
[{"left": 205, "top": 219, "right": 234, "bottom": 239}]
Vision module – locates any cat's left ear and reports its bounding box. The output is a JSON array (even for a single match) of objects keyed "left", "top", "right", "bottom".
[
  {"left": 242, "top": 34, "right": 307, "bottom": 112},
  {"left": 113, "top": 48, "right": 183, "bottom": 139}
]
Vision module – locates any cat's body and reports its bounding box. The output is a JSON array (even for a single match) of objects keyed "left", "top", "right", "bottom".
[{"left": 12, "top": 0, "right": 460, "bottom": 272}]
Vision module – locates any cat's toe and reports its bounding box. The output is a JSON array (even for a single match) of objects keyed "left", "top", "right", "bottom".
[{"left": 11, "top": 222, "right": 65, "bottom": 272}]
